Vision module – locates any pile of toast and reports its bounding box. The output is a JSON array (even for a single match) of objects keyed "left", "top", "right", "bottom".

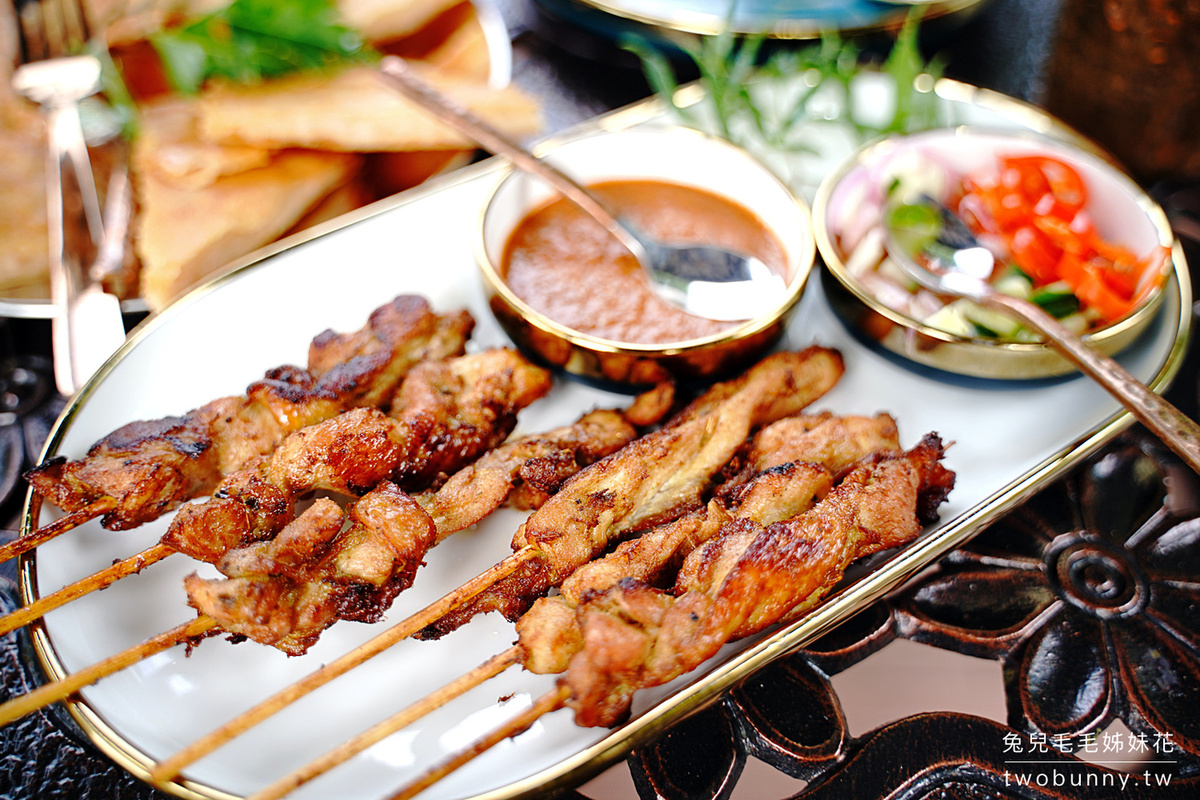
[{"left": 1, "top": 0, "right": 542, "bottom": 309}]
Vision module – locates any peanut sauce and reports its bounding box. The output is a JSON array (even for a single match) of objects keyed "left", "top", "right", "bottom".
[{"left": 501, "top": 180, "right": 786, "bottom": 344}]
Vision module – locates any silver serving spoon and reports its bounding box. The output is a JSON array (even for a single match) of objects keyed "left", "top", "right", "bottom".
[
  {"left": 883, "top": 194, "right": 1200, "bottom": 474},
  {"left": 377, "top": 56, "right": 785, "bottom": 322}
]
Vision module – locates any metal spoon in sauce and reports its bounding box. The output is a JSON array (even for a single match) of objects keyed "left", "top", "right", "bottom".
[
  {"left": 378, "top": 56, "right": 785, "bottom": 322},
  {"left": 883, "top": 193, "right": 1200, "bottom": 474}
]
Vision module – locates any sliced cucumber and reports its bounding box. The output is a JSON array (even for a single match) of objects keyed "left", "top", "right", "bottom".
[
  {"left": 918, "top": 269, "right": 1091, "bottom": 341},
  {"left": 1031, "top": 282, "right": 1081, "bottom": 318},
  {"left": 878, "top": 257, "right": 920, "bottom": 291},
  {"left": 961, "top": 300, "right": 1023, "bottom": 339},
  {"left": 924, "top": 299, "right": 1021, "bottom": 339},
  {"left": 923, "top": 303, "right": 975, "bottom": 338},
  {"left": 1057, "top": 312, "right": 1090, "bottom": 335},
  {"left": 994, "top": 272, "right": 1033, "bottom": 300}
]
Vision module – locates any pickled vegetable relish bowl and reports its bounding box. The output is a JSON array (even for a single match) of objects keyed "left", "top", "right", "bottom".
[
  {"left": 476, "top": 124, "right": 814, "bottom": 387},
  {"left": 812, "top": 127, "right": 1178, "bottom": 379}
]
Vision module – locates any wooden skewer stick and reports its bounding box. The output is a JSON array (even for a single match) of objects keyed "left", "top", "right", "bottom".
[
  {"left": 150, "top": 545, "right": 541, "bottom": 785},
  {"left": 0, "top": 497, "right": 117, "bottom": 563},
  {"left": 247, "top": 646, "right": 523, "bottom": 800},
  {"left": 0, "top": 615, "right": 217, "bottom": 726},
  {"left": 0, "top": 543, "right": 174, "bottom": 636},
  {"left": 387, "top": 683, "right": 571, "bottom": 800}
]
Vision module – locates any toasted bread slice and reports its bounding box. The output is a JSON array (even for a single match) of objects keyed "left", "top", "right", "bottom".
[
  {"left": 136, "top": 149, "right": 360, "bottom": 309},
  {"left": 197, "top": 64, "right": 540, "bottom": 152},
  {"left": 338, "top": 0, "right": 461, "bottom": 44},
  {"left": 135, "top": 97, "right": 273, "bottom": 188}
]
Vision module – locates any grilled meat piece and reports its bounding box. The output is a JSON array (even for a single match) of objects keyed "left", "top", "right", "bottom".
[
  {"left": 216, "top": 498, "right": 345, "bottom": 579},
  {"left": 422, "top": 347, "right": 845, "bottom": 638},
  {"left": 25, "top": 296, "right": 474, "bottom": 530},
  {"left": 417, "top": 408, "right": 639, "bottom": 538},
  {"left": 260, "top": 348, "right": 553, "bottom": 497},
  {"left": 185, "top": 482, "right": 437, "bottom": 656},
  {"left": 182, "top": 401, "right": 648, "bottom": 654},
  {"left": 26, "top": 398, "right": 275, "bottom": 532},
  {"left": 516, "top": 413, "right": 900, "bottom": 676},
  {"left": 162, "top": 349, "right": 551, "bottom": 564},
  {"left": 562, "top": 434, "right": 955, "bottom": 727},
  {"left": 387, "top": 350, "right": 556, "bottom": 490},
  {"left": 306, "top": 296, "right": 473, "bottom": 406},
  {"left": 743, "top": 411, "right": 901, "bottom": 478}
]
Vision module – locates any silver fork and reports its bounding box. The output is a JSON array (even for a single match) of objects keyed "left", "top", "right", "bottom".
[{"left": 13, "top": 0, "right": 127, "bottom": 396}]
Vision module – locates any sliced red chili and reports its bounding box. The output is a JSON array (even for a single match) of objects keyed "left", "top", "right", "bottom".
[
  {"left": 1075, "top": 267, "right": 1134, "bottom": 322},
  {"left": 1003, "top": 155, "right": 1087, "bottom": 216},
  {"left": 956, "top": 153, "right": 1168, "bottom": 329},
  {"left": 1009, "top": 225, "right": 1062, "bottom": 284}
]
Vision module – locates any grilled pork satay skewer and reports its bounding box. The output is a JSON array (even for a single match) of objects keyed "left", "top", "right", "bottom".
[
  {"left": 182, "top": 406, "right": 636, "bottom": 655},
  {"left": 146, "top": 403, "right": 655, "bottom": 783},
  {"left": 161, "top": 348, "right": 553, "bottom": 566},
  {"left": 11, "top": 296, "right": 474, "bottom": 559},
  {"left": 149, "top": 349, "right": 841, "bottom": 784},
  {"left": 0, "top": 480, "right": 442, "bottom": 728},
  {"left": 518, "top": 412, "right": 905, "bottom": 672},
  {"left": 559, "top": 413, "right": 903, "bottom": 601},
  {"left": 387, "top": 435, "right": 955, "bottom": 800},
  {"left": 0, "top": 348, "right": 551, "bottom": 637},
  {"left": 247, "top": 413, "right": 904, "bottom": 800},
  {"left": 0, "top": 407, "right": 571, "bottom": 734},
  {"left": 0, "top": 397, "right": 647, "bottom": 736},
  {"left": 0, "top": 351, "right": 554, "bottom": 723},
  {"left": 422, "top": 347, "right": 845, "bottom": 639},
  {"left": 565, "top": 433, "right": 955, "bottom": 727}
]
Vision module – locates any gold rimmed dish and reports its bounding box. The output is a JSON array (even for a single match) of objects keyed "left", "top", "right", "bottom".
[
  {"left": 0, "top": 0, "right": 516, "bottom": 320},
  {"left": 476, "top": 124, "right": 815, "bottom": 387},
  {"left": 535, "top": 0, "right": 986, "bottom": 42},
  {"left": 14, "top": 81, "right": 1193, "bottom": 800},
  {"left": 813, "top": 126, "right": 1181, "bottom": 380}
]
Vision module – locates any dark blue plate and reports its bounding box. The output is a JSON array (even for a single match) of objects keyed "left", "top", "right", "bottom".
[{"left": 534, "top": 0, "right": 987, "bottom": 41}]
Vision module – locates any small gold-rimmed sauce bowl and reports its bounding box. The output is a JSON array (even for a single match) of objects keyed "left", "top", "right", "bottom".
[
  {"left": 813, "top": 127, "right": 1176, "bottom": 380},
  {"left": 476, "top": 124, "right": 815, "bottom": 388}
]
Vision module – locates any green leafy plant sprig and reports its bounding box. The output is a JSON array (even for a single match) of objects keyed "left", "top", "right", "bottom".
[
  {"left": 150, "top": 0, "right": 376, "bottom": 95},
  {"left": 623, "top": 7, "right": 945, "bottom": 159},
  {"left": 96, "top": 0, "right": 376, "bottom": 137}
]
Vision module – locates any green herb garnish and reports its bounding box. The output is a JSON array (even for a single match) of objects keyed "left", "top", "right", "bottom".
[
  {"left": 624, "top": 22, "right": 765, "bottom": 144},
  {"left": 150, "top": 0, "right": 375, "bottom": 95},
  {"left": 1031, "top": 282, "right": 1082, "bottom": 318},
  {"left": 884, "top": 200, "right": 943, "bottom": 259},
  {"left": 623, "top": 6, "right": 945, "bottom": 161},
  {"left": 878, "top": 7, "right": 945, "bottom": 134},
  {"left": 971, "top": 321, "right": 1002, "bottom": 338},
  {"left": 93, "top": 43, "right": 140, "bottom": 138}
]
